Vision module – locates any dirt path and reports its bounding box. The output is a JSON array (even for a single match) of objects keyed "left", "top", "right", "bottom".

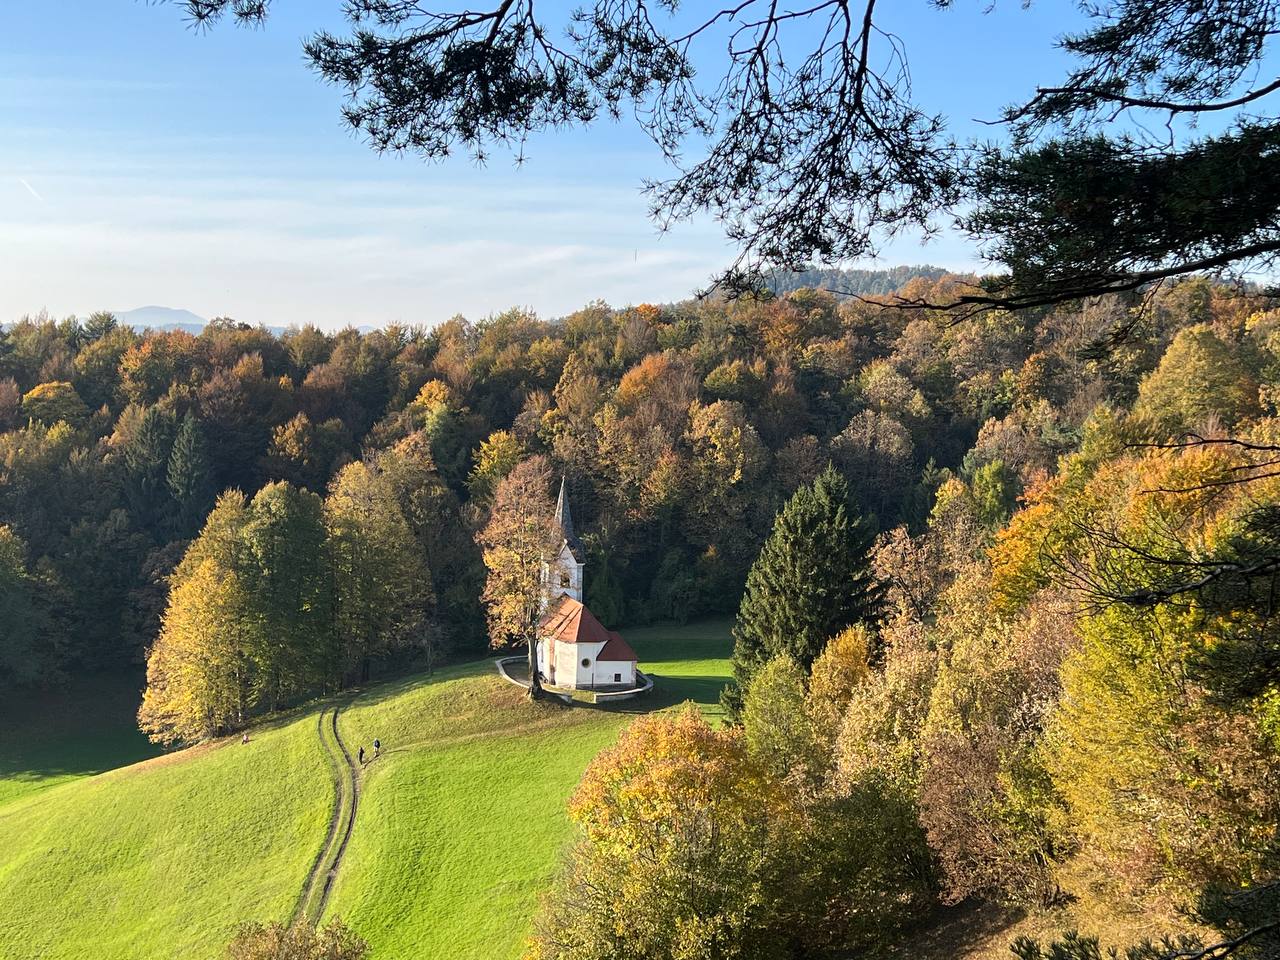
[{"left": 292, "top": 703, "right": 360, "bottom": 926}]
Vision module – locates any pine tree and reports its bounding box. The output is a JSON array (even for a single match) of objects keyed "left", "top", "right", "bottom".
[
  {"left": 724, "top": 465, "right": 883, "bottom": 718},
  {"left": 125, "top": 404, "right": 177, "bottom": 532},
  {"left": 167, "top": 411, "right": 215, "bottom": 536}
]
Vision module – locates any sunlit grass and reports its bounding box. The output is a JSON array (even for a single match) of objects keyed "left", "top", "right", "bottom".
[
  {"left": 0, "top": 711, "right": 332, "bottom": 960},
  {"left": 0, "top": 619, "right": 733, "bottom": 960},
  {"left": 324, "top": 618, "right": 734, "bottom": 959}
]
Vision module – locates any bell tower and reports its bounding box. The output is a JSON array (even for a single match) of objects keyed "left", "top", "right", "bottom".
[{"left": 549, "top": 475, "right": 585, "bottom": 602}]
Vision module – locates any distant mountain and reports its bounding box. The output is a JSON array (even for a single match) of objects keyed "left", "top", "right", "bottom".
[
  {"left": 766, "top": 264, "right": 953, "bottom": 297},
  {"left": 110, "top": 307, "right": 371, "bottom": 337},
  {"left": 115, "top": 305, "right": 208, "bottom": 334}
]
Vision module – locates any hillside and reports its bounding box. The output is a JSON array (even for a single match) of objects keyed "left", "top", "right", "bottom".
[
  {"left": 0, "top": 621, "right": 732, "bottom": 960},
  {"left": 765, "top": 264, "right": 952, "bottom": 296}
]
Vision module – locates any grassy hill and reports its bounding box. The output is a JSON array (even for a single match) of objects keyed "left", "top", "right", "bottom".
[
  {"left": 0, "top": 708, "right": 332, "bottom": 958},
  {"left": 0, "top": 621, "right": 733, "bottom": 960}
]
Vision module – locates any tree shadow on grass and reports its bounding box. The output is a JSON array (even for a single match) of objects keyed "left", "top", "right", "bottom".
[
  {"left": 880, "top": 900, "right": 1028, "bottom": 960},
  {"left": 589, "top": 672, "right": 731, "bottom": 718},
  {"left": 335, "top": 660, "right": 492, "bottom": 713},
  {"left": 0, "top": 672, "right": 161, "bottom": 792}
]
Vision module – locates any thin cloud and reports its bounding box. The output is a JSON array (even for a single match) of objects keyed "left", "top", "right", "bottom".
[{"left": 17, "top": 178, "right": 43, "bottom": 202}]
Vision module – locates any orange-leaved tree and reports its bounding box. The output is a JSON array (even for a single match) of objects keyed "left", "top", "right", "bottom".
[{"left": 476, "top": 455, "right": 560, "bottom": 698}]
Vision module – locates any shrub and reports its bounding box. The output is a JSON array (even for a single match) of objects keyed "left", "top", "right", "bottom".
[{"left": 226, "top": 919, "right": 367, "bottom": 960}]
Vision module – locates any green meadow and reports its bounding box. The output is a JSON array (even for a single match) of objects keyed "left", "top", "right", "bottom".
[{"left": 0, "top": 620, "right": 732, "bottom": 960}]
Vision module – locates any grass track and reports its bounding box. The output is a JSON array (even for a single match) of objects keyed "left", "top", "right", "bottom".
[
  {"left": 292, "top": 704, "right": 359, "bottom": 926},
  {"left": 0, "top": 710, "right": 333, "bottom": 960},
  {"left": 322, "top": 619, "right": 733, "bottom": 959},
  {"left": 0, "top": 619, "right": 733, "bottom": 959}
]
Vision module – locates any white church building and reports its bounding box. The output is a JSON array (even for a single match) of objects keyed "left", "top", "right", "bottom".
[{"left": 535, "top": 478, "right": 638, "bottom": 690}]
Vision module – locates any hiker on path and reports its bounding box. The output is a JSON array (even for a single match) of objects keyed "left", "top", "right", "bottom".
[
  {"left": 358, "top": 746, "right": 365, "bottom": 766},
  {"left": 373, "top": 738, "right": 380, "bottom": 758}
]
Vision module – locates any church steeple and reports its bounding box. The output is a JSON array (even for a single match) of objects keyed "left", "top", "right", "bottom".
[
  {"left": 555, "top": 475, "right": 574, "bottom": 540},
  {"left": 555, "top": 475, "right": 584, "bottom": 562}
]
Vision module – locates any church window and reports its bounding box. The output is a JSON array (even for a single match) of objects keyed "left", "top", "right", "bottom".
[
  {"left": 581, "top": 658, "right": 591, "bottom": 668},
  {"left": 560, "top": 572, "right": 570, "bottom": 588},
  {"left": 614, "top": 673, "right": 621, "bottom": 683}
]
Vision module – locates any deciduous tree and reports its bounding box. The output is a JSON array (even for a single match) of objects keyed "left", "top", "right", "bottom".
[
  {"left": 326, "top": 461, "right": 431, "bottom": 684},
  {"left": 226, "top": 919, "right": 367, "bottom": 960},
  {"left": 242, "top": 482, "right": 333, "bottom": 705},
  {"left": 21, "top": 381, "right": 89, "bottom": 427},
  {"left": 139, "top": 555, "right": 253, "bottom": 744},
  {"left": 476, "top": 455, "right": 559, "bottom": 696}
]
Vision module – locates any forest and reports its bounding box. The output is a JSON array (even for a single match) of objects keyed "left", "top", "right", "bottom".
[{"left": 2, "top": 272, "right": 1279, "bottom": 956}]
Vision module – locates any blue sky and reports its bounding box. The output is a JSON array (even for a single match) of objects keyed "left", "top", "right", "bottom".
[{"left": 0, "top": 1, "right": 1081, "bottom": 329}]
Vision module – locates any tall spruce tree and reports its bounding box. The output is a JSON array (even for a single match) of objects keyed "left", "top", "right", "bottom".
[
  {"left": 125, "top": 404, "right": 177, "bottom": 534},
  {"left": 167, "top": 411, "right": 215, "bottom": 536},
  {"left": 724, "top": 465, "right": 882, "bottom": 718}
]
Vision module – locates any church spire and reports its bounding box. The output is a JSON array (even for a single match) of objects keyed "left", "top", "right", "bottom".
[
  {"left": 555, "top": 474, "right": 574, "bottom": 540},
  {"left": 555, "top": 475, "right": 584, "bottom": 561}
]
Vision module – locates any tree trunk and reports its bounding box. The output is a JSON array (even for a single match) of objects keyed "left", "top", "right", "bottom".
[{"left": 527, "top": 634, "right": 543, "bottom": 701}]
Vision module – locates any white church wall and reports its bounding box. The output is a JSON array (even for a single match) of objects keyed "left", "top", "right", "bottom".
[
  {"left": 592, "top": 660, "right": 636, "bottom": 688},
  {"left": 552, "top": 641, "right": 589, "bottom": 688},
  {"left": 570, "top": 641, "right": 607, "bottom": 688}
]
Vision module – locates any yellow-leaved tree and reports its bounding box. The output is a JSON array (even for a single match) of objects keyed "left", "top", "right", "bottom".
[
  {"left": 529, "top": 701, "right": 934, "bottom": 960},
  {"left": 476, "top": 455, "right": 559, "bottom": 697},
  {"left": 139, "top": 556, "right": 252, "bottom": 745},
  {"left": 1041, "top": 446, "right": 1280, "bottom": 902},
  {"left": 528, "top": 707, "right": 797, "bottom": 960}
]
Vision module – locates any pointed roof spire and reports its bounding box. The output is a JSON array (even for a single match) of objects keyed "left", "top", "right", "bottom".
[
  {"left": 555, "top": 475, "right": 574, "bottom": 538},
  {"left": 555, "top": 475, "right": 584, "bottom": 561}
]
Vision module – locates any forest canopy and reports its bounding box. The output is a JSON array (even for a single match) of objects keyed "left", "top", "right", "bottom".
[{"left": 3, "top": 269, "right": 1280, "bottom": 955}]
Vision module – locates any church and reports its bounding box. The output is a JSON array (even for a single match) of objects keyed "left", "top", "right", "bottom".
[{"left": 535, "top": 478, "right": 639, "bottom": 691}]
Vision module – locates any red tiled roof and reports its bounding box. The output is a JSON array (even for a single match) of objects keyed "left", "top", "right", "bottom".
[
  {"left": 538, "top": 595, "right": 611, "bottom": 644},
  {"left": 599, "top": 631, "right": 639, "bottom": 663},
  {"left": 538, "top": 596, "right": 636, "bottom": 661}
]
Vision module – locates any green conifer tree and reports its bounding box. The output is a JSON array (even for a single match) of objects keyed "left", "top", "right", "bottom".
[
  {"left": 125, "top": 404, "right": 177, "bottom": 532},
  {"left": 723, "top": 465, "right": 883, "bottom": 718},
  {"left": 167, "top": 411, "right": 215, "bottom": 536}
]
